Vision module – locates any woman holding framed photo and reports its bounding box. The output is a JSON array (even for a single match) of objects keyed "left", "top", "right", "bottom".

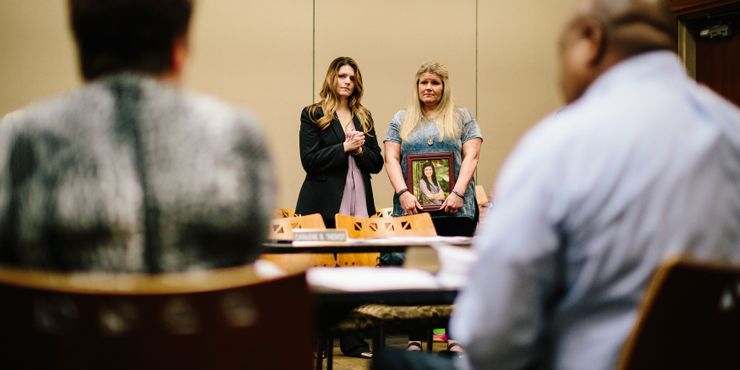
[
  {"left": 383, "top": 60, "right": 483, "bottom": 354},
  {"left": 384, "top": 60, "right": 483, "bottom": 237}
]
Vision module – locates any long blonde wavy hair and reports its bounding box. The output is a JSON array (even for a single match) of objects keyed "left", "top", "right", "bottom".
[
  {"left": 399, "top": 61, "right": 461, "bottom": 141},
  {"left": 308, "top": 56, "right": 373, "bottom": 133}
]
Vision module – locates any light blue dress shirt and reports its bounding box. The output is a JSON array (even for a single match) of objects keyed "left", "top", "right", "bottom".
[{"left": 451, "top": 51, "right": 740, "bottom": 370}]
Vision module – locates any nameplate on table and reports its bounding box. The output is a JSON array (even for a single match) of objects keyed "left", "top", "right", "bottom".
[{"left": 292, "top": 228, "right": 348, "bottom": 246}]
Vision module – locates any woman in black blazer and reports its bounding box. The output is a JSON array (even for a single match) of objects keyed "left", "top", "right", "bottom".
[
  {"left": 295, "top": 57, "right": 382, "bottom": 359},
  {"left": 296, "top": 57, "right": 383, "bottom": 228}
]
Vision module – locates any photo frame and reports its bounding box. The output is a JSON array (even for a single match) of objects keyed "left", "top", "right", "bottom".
[{"left": 405, "top": 152, "right": 456, "bottom": 211}]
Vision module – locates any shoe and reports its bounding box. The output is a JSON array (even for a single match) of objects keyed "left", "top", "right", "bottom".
[
  {"left": 343, "top": 346, "right": 372, "bottom": 359},
  {"left": 407, "top": 341, "right": 423, "bottom": 351},
  {"left": 340, "top": 334, "right": 372, "bottom": 359},
  {"left": 438, "top": 342, "right": 464, "bottom": 359},
  {"left": 447, "top": 341, "right": 463, "bottom": 352},
  {"left": 350, "top": 351, "right": 372, "bottom": 359}
]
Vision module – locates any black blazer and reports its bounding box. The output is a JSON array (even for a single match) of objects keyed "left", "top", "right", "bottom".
[{"left": 295, "top": 106, "right": 384, "bottom": 227}]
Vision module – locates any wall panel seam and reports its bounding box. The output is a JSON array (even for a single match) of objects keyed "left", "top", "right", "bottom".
[
  {"left": 312, "top": 0, "right": 316, "bottom": 102},
  {"left": 475, "top": 0, "right": 479, "bottom": 118}
]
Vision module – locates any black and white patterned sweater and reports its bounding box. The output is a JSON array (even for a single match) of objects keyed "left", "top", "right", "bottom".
[{"left": 0, "top": 74, "right": 274, "bottom": 273}]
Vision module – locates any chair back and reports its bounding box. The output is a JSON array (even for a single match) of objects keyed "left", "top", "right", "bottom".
[
  {"left": 475, "top": 184, "right": 491, "bottom": 222},
  {"left": 475, "top": 185, "right": 489, "bottom": 204},
  {"left": 268, "top": 213, "right": 325, "bottom": 241},
  {"left": 0, "top": 266, "right": 313, "bottom": 370},
  {"left": 334, "top": 213, "right": 437, "bottom": 266},
  {"left": 263, "top": 213, "right": 336, "bottom": 272},
  {"left": 617, "top": 258, "right": 740, "bottom": 370},
  {"left": 381, "top": 213, "right": 437, "bottom": 237},
  {"left": 336, "top": 213, "right": 436, "bottom": 239}
]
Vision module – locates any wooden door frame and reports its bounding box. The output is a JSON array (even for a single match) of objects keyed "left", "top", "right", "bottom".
[
  {"left": 672, "top": 0, "right": 740, "bottom": 78},
  {"left": 671, "top": 0, "right": 739, "bottom": 16}
]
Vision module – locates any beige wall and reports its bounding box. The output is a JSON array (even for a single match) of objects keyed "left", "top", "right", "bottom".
[
  {"left": 0, "top": 0, "right": 579, "bottom": 211},
  {"left": 187, "top": 0, "right": 313, "bottom": 209},
  {"left": 0, "top": 1, "right": 79, "bottom": 111},
  {"left": 478, "top": 1, "right": 580, "bottom": 194}
]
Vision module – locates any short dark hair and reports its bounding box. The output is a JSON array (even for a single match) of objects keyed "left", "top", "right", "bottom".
[{"left": 69, "top": 0, "right": 193, "bottom": 80}]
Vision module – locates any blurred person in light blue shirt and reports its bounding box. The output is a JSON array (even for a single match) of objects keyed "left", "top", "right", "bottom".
[
  {"left": 451, "top": 1, "right": 740, "bottom": 370},
  {"left": 372, "top": 0, "right": 740, "bottom": 369}
]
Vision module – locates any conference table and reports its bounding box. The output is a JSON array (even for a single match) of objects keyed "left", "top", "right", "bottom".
[
  {"left": 260, "top": 236, "right": 473, "bottom": 370},
  {"left": 262, "top": 237, "right": 469, "bottom": 327},
  {"left": 309, "top": 268, "right": 460, "bottom": 327},
  {"left": 262, "top": 241, "right": 410, "bottom": 254},
  {"left": 261, "top": 235, "right": 472, "bottom": 330},
  {"left": 308, "top": 269, "right": 460, "bottom": 370},
  {"left": 261, "top": 235, "right": 472, "bottom": 253}
]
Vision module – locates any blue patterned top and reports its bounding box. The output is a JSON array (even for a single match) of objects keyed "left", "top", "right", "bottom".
[{"left": 384, "top": 107, "right": 482, "bottom": 220}]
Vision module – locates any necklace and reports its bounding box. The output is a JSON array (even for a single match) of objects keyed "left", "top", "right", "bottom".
[{"left": 427, "top": 135, "right": 434, "bottom": 146}]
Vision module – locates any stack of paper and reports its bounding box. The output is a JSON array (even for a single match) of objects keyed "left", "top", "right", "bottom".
[{"left": 306, "top": 267, "right": 441, "bottom": 292}]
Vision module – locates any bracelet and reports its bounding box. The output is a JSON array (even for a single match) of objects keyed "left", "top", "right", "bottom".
[
  {"left": 395, "top": 188, "right": 409, "bottom": 197},
  {"left": 452, "top": 190, "right": 465, "bottom": 199}
]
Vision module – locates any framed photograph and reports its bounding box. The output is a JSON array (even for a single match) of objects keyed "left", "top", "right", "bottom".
[{"left": 405, "top": 152, "right": 456, "bottom": 211}]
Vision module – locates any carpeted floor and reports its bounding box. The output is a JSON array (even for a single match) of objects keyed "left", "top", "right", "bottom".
[{"left": 329, "top": 335, "right": 453, "bottom": 370}]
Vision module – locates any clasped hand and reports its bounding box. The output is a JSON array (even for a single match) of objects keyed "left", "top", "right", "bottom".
[{"left": 344, "top": 128, "right": 365, "bottom": 152}]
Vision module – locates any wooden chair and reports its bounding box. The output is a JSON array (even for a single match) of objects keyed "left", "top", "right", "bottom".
[
  {"left": 334, "top": 213, "right": 437, "bottom": 267},
  {"left": 375, "top": 213, "right": 437, "bottom": 238},
  {"left": 268, "top": 213, "right": 325, "bottom": 239},
  {"left": 334, "top": 214, "right": 380, "bottom": 267},
  {"left": 261, "top": 213, "right": 336, "bottom": 273},
  {"left": 0, "top": 265, "right": 313, "bottom": 370},
  {"left": 475, "top": 184, "right": 491, "bottom": 224},
  {"left": 617, "top": 258, "right": 740, "bottom": 370}
]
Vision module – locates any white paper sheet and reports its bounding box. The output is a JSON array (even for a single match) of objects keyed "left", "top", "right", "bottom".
[{"left": 306, "top": 267, "right": 441, "bottom": 292}]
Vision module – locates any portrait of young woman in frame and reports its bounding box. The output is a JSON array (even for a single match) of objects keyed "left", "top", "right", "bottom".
[{"left": 405, "top": 152, "right": 456, "bottom": 211}]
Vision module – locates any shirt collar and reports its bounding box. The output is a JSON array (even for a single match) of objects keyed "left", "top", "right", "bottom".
[{"left": 583, "top": 51, "right": 687, "bottom": 99}]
